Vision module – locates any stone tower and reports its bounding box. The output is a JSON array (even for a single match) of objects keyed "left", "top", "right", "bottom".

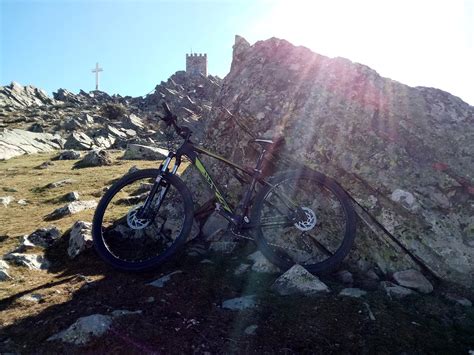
[{"left": 186, "top": 53, "right": 207, "bottom": 76}]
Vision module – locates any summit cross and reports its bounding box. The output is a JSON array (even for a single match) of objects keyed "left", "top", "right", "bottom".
[{"left": 91, "top": 62, "right": 103, "bottom": 91}]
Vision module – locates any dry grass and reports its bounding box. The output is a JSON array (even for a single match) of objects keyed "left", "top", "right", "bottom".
[
  {"left": 0, "top": 150, "right": 189, "bottom": 304},
  {"left": 0, "top": 151, "right": 189, "bottom": 237}
]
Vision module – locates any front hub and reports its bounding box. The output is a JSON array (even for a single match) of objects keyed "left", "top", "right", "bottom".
[
  {"left": 294, "top": 207, "right": 317, "bottom": 231},
  {"left": 127, "top": 205, "right": 152, "bottom": 230}
]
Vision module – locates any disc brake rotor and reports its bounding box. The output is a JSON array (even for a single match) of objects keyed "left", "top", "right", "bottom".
[
  {"left": 294, "top": 207, "right": 317, "bottom": 231},
  {"left": 127, "top": 205, "right": 152, "bottom": 230}
]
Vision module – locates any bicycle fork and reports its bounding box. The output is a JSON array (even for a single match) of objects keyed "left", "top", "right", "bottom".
[{"left": 137, "top": 154, "right": 180, "bottom": 220}]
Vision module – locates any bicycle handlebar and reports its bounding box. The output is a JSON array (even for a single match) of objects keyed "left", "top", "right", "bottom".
[{"left": 160, "top": 102, "right": 192, "bottom": 140}]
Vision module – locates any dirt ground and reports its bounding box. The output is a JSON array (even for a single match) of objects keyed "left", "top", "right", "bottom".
[{"left": 1, "top": 153, "right": 473, "bottom": 354}]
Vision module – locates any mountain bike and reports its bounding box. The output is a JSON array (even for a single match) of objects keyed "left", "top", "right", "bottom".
[{"left": 92, "top": 103, "right": 356, "bottom": 273}]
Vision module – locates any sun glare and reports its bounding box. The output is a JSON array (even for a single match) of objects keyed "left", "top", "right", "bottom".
[{"left": 249, "top": 0, "right": 473, "bottom": 103}]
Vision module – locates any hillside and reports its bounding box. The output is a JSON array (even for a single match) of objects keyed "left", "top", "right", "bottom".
[{"left": 0, "top": 36, "right": 473, "bottom": 353}]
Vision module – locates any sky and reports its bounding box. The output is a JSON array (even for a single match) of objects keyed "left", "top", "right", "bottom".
[{"left": 1, "top": 0, "right": 473, "bottom": 105}]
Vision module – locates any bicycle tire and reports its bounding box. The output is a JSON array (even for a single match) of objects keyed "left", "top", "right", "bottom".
[
  {"left": 92, "top": 169, "right": 194, "bottom": 271},
  {"left": 251, "top": 169, "right": 356, "bottom": 274}
]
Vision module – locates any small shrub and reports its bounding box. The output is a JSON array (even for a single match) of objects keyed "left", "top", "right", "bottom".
[{"left": 100, "top": 103, "right": 128, "bottom": 120}]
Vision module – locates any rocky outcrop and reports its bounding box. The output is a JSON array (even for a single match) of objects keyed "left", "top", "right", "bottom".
[
  {"left": 0, "top": 73, "right": 222, "bottom": 160},
  {"left": 0, "top": 129, "right": 64, "bottom": 160},
  {"left": 0, "top": 82, "right": 56, "bottom": 108},
  {"left": 197, "top": 35, "right": 474, "bottom": 288}
]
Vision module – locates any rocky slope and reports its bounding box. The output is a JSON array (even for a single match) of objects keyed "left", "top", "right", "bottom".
[
  {"left": 0, "top": 74, "right": 221, "bottom": 159},
  {"left": 196, "top": 35, "right": 474, "bottom": 287},
  {"left": 1, "top": 37, "right": 472, "bottom": 289}
]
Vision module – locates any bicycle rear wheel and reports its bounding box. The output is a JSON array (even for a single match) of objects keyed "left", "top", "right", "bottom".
[
  {"left": 92, "top": 169, "right": 194, "bottom": 271},
  {"left": 251, "top": 169, "right": 356, "bottom": 274}
]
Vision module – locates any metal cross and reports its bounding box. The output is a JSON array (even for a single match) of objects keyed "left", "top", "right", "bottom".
[{"left": 91, "top": 62, "right": 103, "bottom": 91}]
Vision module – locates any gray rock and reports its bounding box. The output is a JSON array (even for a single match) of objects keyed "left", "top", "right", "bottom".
[
  {"left": 47, "top": 314, "right": 113, "bottom": 345},
  {"left": 54, "top": 150, "right": 81, "bottom": 160},
  {"left": 336, "top": 270, "right": 354, "bottom": 284},
  {"left": 234, "top": 263, "right": 251, "bottom": 276},
  {"left": 248, "top": 251, "right": 279, "bottom": 273},
  {"left": 28, "top": 122, "right": 44, "bottom": 133},
  {"left": 64, "top": 132, "right": 95, "bottom": 150},
  {"left": 202, "top": 212, "right": 229, "bottom": 239},
  {"left": 63, "top": 191, "right": 80, "bottom": 202},
  {"left": 44, "top": 178, "right": 76, "bottom": 189},
  {"left": 147, "top": 270, "right": 183, "bottom": 288},
  {"left": 366, "top": 269, "right": 381, "bottom": 281},
  {"left": 244, "top": 325, "right": 258, "bottom": 335},
  {"left": 380, "top": 281, "right": 416, "bottom": 299},
  {"left": 271, "top": 265, "right": 330, "bottom": 296},
  {"left": 123, "top": 113, "right": 145, "bottom": 131},
  {"left": 444, "top": 293, "right": 472, "bottom": 307},
  {"left": 73, "top": 149, "right": 112, "bottom": 169},
  {"left": 35, "top": 161, "right": 55, "bottom": 169},
  {"left": 17, "top": 199, "right": 28, "bottom": 205},
  {"left": 186, "top": 243, "right": 207, "bottom": 257},
  {"left": 68, "top": 221, "right": 93, "bottom": 259},
  {"left": 0, "top": 196, "right": 13, "bottom": 207},
  {"left": 122, "top": 144, "right": 168, "bottom": 161},
  {"left": 339, "top": 288, "right": 367, "bottom": 298},
  {"left": 24, "top": 226, "right": 61, "bottom": 248},
  {"left": 222, "top": 295, "right": 257, "bottom": 310},
  {"left": 4, "top": 253, "right": 50, "bottom": 270},
  {"left": 0, "top": 260, "right": 12, "bottom": 281},
  {"left": 0, "top": 129, "right": 63, "bottom": 160},
  {"left": 45, "top": 200, "right": 97, "bottom": 220},
  {"left": 47, "top": 310, "right": 141, "bottom": 345},
  {"left": 209, "top": 241, "right": 238, "bottom": 253},
  {"left": 392, "top": 269, "right": 433, "bottom": 294},
  {"left": 20, "top": 293, "right": 43, "bottom": 303}
]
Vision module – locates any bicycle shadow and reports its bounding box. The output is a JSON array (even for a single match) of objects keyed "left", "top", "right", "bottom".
[{"left": 0, "top": 230, "right": 262, "bottom": 353}]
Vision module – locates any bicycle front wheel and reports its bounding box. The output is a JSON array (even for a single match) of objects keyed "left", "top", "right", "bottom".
[
  {"left": 251, "top": 169, "right": 356, "bottom": 274},
  {"left": 92, "top": 169, "right": 194, "bottom": 271}
]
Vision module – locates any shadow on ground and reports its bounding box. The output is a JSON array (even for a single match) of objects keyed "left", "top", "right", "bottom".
[{"left": 1, "top": 236, "right": 473, "bottom": 354}]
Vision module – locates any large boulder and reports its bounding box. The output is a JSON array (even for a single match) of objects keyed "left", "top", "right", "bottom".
[
  {"left": 64, "top": 132, "right": 95, "bottom": 150},
  {"left": 73, "top": 149, "right": 112, "bottom": 169},
  {"left": 24, "top": 226, "right": 61, "bottom": 248},
  {"left": 4, "top": 253, "right": 50, "bottom": 270},
  {"left": 68, "top": 221, "right": 93, "bottom": 258},
  {"left": 122, "top": 144, "right": 167, "bottom": 161},
  {"left": 0, "top": 129, "right": 64, "bottom": 160},
  {"left": 196, "top": 35, "right": 474, "bottom": 288}
]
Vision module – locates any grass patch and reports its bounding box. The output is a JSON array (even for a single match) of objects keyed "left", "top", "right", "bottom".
[{"left": 0, "top": 151, "right": 188, "bottom": 241}]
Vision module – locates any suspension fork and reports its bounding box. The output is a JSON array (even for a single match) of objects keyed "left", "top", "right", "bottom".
[{"left": 138, "top": 154, "right": 180, "bottom": 219}]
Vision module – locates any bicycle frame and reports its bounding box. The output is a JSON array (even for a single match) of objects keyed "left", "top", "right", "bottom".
[{"left": 160, "top": 140, "right": 272, "bottom": 227}]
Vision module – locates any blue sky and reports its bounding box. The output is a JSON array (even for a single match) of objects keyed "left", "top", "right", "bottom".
[{"left": 1, "top": 0, "right": 473, "bottom": 104}]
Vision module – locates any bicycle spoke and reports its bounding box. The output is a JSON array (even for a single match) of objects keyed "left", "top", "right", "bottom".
[
  {"left": 254, "top": 171, "right": 355, "bottom": 273},
  {"left": 301, "top": 231, "right": 334, "bottom": 257}
]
